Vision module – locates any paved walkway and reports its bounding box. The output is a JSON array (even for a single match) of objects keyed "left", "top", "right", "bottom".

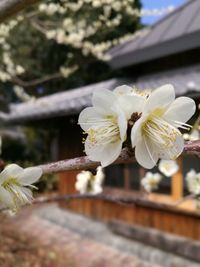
[{"left": 0, "top": 203, "right": 199, "bottom": 267}]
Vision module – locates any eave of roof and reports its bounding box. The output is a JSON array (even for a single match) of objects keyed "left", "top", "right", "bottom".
[
  {"left": 108, "top": 0, "right": 200, "bottom": 69},
  {"left": 0, "top": 78, "right": 128, "bottom": 124}
]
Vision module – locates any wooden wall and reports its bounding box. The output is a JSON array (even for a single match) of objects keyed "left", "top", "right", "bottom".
[{"left": 60, "top": 188, "right": 200, "bottom": 241}]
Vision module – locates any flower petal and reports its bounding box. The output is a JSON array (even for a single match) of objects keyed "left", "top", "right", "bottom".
[
  {"left": 117, "top": 110, "right": 127, "bottom": 142},
  {"left": 19, "top": 187, "right": 33, "bottom": 203},
  {"left": 163, "top": 97, "right": 196, "bottom": 125},
  {"left": 85, "top": 139, "right": 122, "bottom": 167},
  {"left": 135, "top": 137, "right": 159, "bottom": 169},
  {"left": 0, "top": 187, "right": 14, "bottom": 208},
  {"left": 78, "top": 107, "right": 102, "bottom": 131},
  {"left": 131, "top": 117, "right": 143, "bottom": 148},
  {"left": 100, "top": 141, "right": 122, "bottom": 167},
  {"left": 116, "top": 95, "right": 145, "bottom": 119},
  {"left": 157, "top": 135, "right": 184, "bottom": 160},
  {"left": 0, "top": 164, "right": 23, "bottom": 184},
  {"left": 92, "top": 89, "right": 117, "bottom": 114},
  {"left": 113, "top": 85, "right": 133, "bottom": 96},
  {"left": 144, "top": 84, "right": 175, "bottom": 113},
  {"left": 18, "top": 167, "right": 42, "bottom": 185}
]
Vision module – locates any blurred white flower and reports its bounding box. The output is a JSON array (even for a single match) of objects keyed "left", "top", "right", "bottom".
[
  {"left": 131, "top": 84, "right": 196, "bottom": 168},
  {"left": 13, "top": 86, "right": 35, "bottom": 102},
  {"left": 183, "top": 133, "right": 190, "bottom": 141},
  {"left": 16, "top": 65, "right": 25, "bottom": 75},
  {"left": 186, "top": 169, "right": 200, "bottom": 196},
  {"left": 141, "top": 172, "right": 162, "bottom": 193},
  {"left": 0, "top": 164, "right": 42, "bottom": 210},
  {"left": 78, "top": 89, "right": 128, "bottom": 167},
  {"left": 59, "top": 65, "right": 78, "bottom": 78},
  {"left": 189, "top": 129, "right": 199, "bottom": 141},
  {"left": 158, "top": 159, "right": 179, "bottom": 177},
  {"left": 75, "top": 166, "right": 105, "bottom": 194},
  {"left": 183, "top": 129, "right": 199, "bottom": 141}
]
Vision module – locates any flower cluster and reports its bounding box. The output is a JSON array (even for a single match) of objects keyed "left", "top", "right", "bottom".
[
  {"left": 75, "top": 166, "right": 105, "bottom": 194},
  {"left": 79, "top": 84, "right": 196, "bottom": 168},
  {"left": 0, "top": 164, "right": 42, "bottom": 210},
  {"left": 186, "top": 169, "right": 200, "bottom": 196},
  {"left": 0, "top": 16, "right": 24, "bottom": 82},
  {"left": 141, "top": 172, "right": 162, "bottom": 193},
  {"left": 38, "top": 1, "right": 175, "bottom": 63}
]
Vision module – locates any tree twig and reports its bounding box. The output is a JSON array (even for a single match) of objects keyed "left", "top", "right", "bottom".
[
  {"left": 0, "top": 0, "right": 40, "bottom": 23},
  {"left": 12, "top": 73, "right": 62, "bottom": 88},
  {"left": 39, "top": 141, "right": 200, "bottom": 175}
]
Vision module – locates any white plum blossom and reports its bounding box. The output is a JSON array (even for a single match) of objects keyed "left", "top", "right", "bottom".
[
  {"left": 158, "top": 159, "right": 179, "bottom": 177},
  {"left": 0, "top": 164, "right": 42, "bottom": 210},
  {"left": 186, "top": 169, "right": 200, "bottom": 196},
  {"left": 131, "top": 84, "right": 196, "bottom": 168},
  {"left": 79, "top": 89, "right": 128, "bottom": 167},
  {"left": 141, "top": 172, "right": 162, "bottom": 193},
  {"left": 75, "top": 166, "right": 105, "bottom": 194}
]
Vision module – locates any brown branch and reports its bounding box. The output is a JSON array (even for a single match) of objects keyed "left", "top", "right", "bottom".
[
  {"left": 183, "top": 140, "right": 200, "bottom": 156},
  {"left": 12, "top": 73, "right": 62, "bottom": 88},
  {"left": 40, "top": 147, "right": 135, "bottom": 174},
  {"left": 39, "top": 141, "right": 200, "bottom": 175},
  {"left": 0, "top": 0, "right": 41, "bottom": 23}
]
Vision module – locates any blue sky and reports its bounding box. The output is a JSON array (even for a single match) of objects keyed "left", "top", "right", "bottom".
[{"left": 142, "top": 0, "right": 186, "bottom": 25}]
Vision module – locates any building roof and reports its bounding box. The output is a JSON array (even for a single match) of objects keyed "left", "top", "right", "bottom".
[
  {"left": 0, "top": 78, "right": 127, "bottom": 124},
  {"left": 0, "top": 64, "right": 200, "bottom": 124},
  {"left": 109, "top": 0, "right": 200, "bottom": 69}
]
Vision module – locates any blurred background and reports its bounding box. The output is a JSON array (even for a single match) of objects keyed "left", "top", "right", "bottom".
[{"left": 0, "top": 0, "right": 200, "bottom": 266}]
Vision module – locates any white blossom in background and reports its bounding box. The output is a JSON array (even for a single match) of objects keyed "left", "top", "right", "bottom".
[
  {"left": 0, "top": 164, "right": 42, "bottom": 210},
  {"left": 79, "top": 89, "right": 128, "bottom": 167},
  {"left": 75, "top": 166, "right": 105, "bottom": 194},
  {"left": 189, "top": 129, "right": 200, "bottom": 141},
  {"left": 141, "top": 172, "right": 162, "bottom": 193},
  {"left": 13, "top": 86, "right": 35, "bottom": 102},
  {"left": 158, "top": 159, "right": 179, "bottom": 177},
  {"left": 184, "top": 129, "right": 200, "bottom": 141},
  {"left": 131, "top": 84, "right": 196, "bottom": 169},
  {"left": 186, "top": 169, "right": 200, "bottom": 196},
  {"left": 59, "top": 65, "right": 79, "bottom": 78}
]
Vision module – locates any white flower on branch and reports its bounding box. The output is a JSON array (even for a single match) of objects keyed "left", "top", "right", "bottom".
[
  {"left": 158, "top": 159, "right": 179, "bottom": 177},
  {"left": 131, "top": 84, "right": 196, "bottom": 169},
  {"left": 59, "top": 65, "right": 78, "bottom": 78},
  {"left": 186, "top": 169, "right": 200, "bottom": 196},
  {"left": 16, "top": 65, "right": 25, "bottom": 75},
  {"left": 75, "top": 166, "right": 105, "bottom": 194},
  {"left": 141, "top": 172, "right": 162, "bottom": 193},
  {"left": 0, "top": 164, "right": 42, "bottom": 210},
  {"left": 79, "top": 89, "right": 128, "bottom": 167},
  {"left": 13, "top": 86, "right": 35, "bottom": 102}
]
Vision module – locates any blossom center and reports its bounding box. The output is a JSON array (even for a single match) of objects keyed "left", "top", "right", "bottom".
[
  {"left": 141, "top": 113, "right": 181, "bottom": 151},
  {"left": 2, "top": 177, "right": 19, "bottom": 192},
  {"left": 86, "top": 115, "right": 120, "bottom": 146}
]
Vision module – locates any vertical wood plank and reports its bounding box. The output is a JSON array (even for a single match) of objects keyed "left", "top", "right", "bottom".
[
  {"left": 124, "top": 164, "right": 130, "bottom": 190},
  {"left": 171, "top": 157, "right": 183, "bottom": 201}
]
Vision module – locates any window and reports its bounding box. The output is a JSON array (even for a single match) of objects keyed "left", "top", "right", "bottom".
[{"left": 104, "top": 164, "right": 124, "bottom": 188}]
